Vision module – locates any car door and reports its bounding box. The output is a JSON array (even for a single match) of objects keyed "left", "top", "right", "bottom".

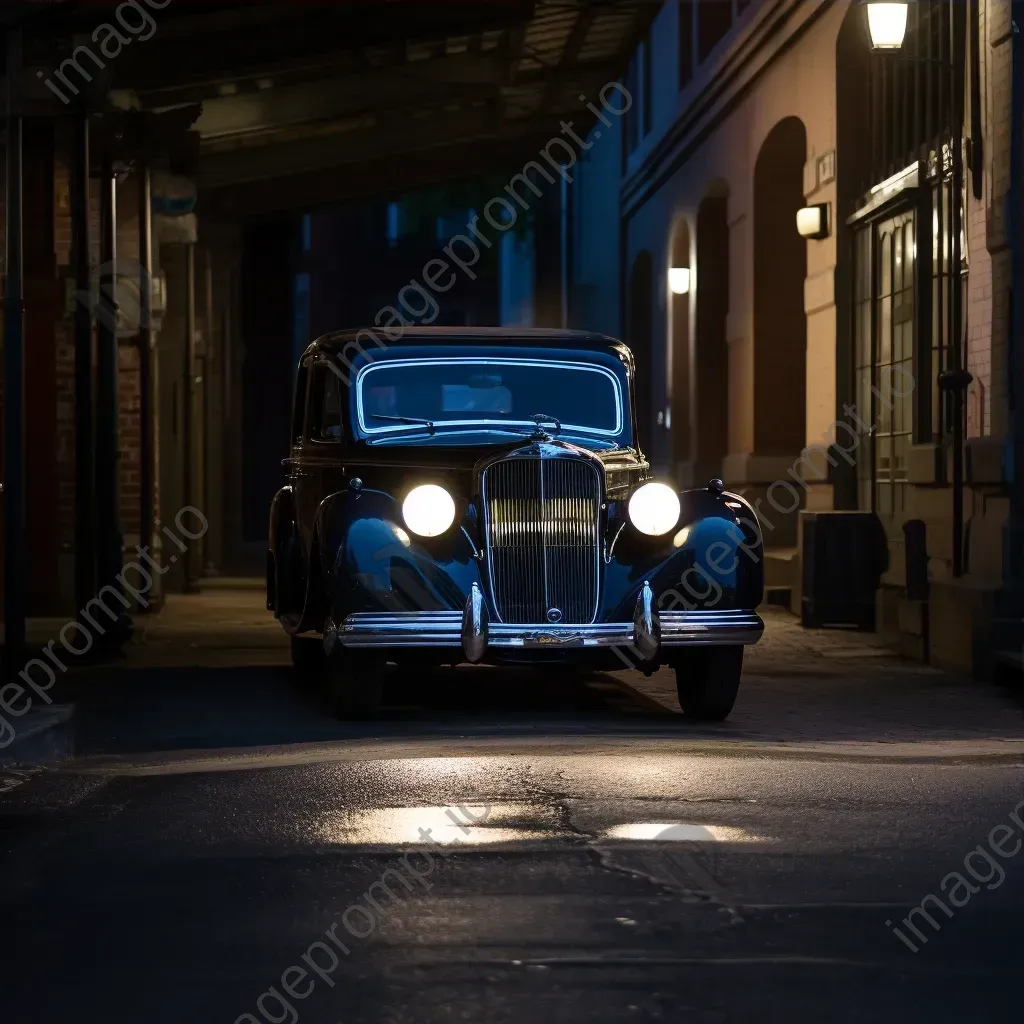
[{"left": 297, "top": 357, "right": 348, "bottom": 555}]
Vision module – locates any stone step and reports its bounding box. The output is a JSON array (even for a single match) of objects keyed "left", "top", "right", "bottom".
[{"left": 764, "top": 546, "right": 799, "bottom": 589}]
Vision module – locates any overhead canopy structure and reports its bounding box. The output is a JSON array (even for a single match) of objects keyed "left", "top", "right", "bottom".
[{"left": 14, "top": 1, "right": 656, "bottom": 213}]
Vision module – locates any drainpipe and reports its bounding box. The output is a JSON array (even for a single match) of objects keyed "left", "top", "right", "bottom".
[
  {"left": 72, "top": 106, "right": 95, "bottom": 614},
  {"left": 138, "top": 162, "right": 154, "bottom": 593},
  {"left": 560, "top": 169, "right": 568, "bottom": 329},
  {"left": 183, "top": 241, "right": 200, "bottom": 593},
  {"left": 940, "top": 0, "right": 973, "bottom": 578},
  {"left": 95, "top": 156, "right": 126, "bottom": 618},
  {"left": 4, "top": 27, "right": 25, "bottom": 675},
  {"left": 1008, "top": 3, "right": 1024, "bottom": 587}
]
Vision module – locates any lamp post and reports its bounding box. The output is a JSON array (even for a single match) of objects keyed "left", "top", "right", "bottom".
[{"left": 865, "top": 0, "right": 972, "bottom": 578}]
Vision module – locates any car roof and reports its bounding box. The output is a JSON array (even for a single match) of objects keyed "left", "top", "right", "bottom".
[{"left": 306, "top": 326, "right": 633, "bottom": 363}]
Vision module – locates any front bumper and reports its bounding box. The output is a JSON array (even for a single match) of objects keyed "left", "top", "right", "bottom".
[{"left": 335, "top": 582, "right": 763, "bottom": 661}]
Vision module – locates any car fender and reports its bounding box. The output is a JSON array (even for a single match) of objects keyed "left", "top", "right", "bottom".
[
  {"left": 604, "top": 488, "right": 764, "bottom": 619},
  {"left": 318, "top": 488, "right": 481, "bottom": 618}
]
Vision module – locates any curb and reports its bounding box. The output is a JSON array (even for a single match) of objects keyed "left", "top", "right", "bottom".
[{"left": 0, "top": 704, "right": 76, "bottom": 767}]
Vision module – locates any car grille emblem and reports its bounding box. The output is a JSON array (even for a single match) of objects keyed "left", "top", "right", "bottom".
[{"left": 546, "top": 607, "right": 562, "bottom": 623}]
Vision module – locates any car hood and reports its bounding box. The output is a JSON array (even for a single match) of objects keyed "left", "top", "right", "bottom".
[{"left": 344, "top": 436, "right": 642, "bottom": 474}]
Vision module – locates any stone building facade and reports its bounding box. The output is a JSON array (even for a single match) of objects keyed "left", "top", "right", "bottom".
[{"left": 560, "top": 0, "right": 1022, "bottom": 674}]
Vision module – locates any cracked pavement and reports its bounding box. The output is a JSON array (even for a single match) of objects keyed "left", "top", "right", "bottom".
[{"left": 2, "top": 603, "right": 1024, "bottom": 1022}]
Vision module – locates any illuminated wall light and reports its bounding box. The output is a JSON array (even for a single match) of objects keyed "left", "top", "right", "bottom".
[
  {"left": 795, "top": 203, "right": 831, "bottom": 240},
  {"left": 866, "top": 2, "right": 908, "bottom": 50},
  {"left": 668, "top": 267, "right": 690, "bottom": 294}
]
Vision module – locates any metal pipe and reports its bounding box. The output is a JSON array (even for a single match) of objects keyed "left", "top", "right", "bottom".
[
  {"left": 183, "top": 242, "right": 200, "bottom": 592},
  {"left": 947, "top": 0, "right": 968, "bottom": 578},
  {"left": 4, "top": 28, "right": 26, "bottom": 674},
  {"left": 1008, "top": 0, "right": 1024, "bottom": 583},
  {"left": 138, "top": 163, "right": 154, "bottom": 583},
  {"left": 95, "top": 158, "right": 124, "bottom": 601},
  {"left": 559, "top": 170, "right": 568, "bottom": 329},
  {"left": 969, "top": 0, "right": 983, "bottom": 199},
  {"left": 72, "top": 108, "right": 95, "bottom": 612},
  {"left": 203, "top": 247, "right": 214, "bottom": 571}
]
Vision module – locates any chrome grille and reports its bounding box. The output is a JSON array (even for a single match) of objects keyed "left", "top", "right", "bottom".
[{"left": 483, "top": 456, "right": 601, "bottom": 624}]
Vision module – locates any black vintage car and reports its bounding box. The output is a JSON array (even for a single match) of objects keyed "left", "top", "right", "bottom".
[{"left": 268, "top": 328, "right": 764, "bottom": 719}]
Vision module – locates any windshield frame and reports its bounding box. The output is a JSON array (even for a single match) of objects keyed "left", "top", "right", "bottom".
[{"left": 353, "top": 356, "right": 625, "bottom": 438}]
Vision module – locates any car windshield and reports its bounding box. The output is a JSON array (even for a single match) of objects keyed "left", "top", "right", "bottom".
[{"left": 355, "top": 358, "right": 623, "bottom": 437}]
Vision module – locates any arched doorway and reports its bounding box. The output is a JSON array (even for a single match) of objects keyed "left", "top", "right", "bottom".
[
  {"left": 627, "top": 251, "right": 654, "bottom": 455},
  {"left": 752, "top": 116, "right": 807, "bottom": 458},
  {"left": 692, "top": 194, "right": 729, "bottom": 483},
  {"left": 668, "top": 217, "right": 691, "bottom": 479}
]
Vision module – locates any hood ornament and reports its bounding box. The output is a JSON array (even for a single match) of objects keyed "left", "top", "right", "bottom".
[{"left": 529, "top": 412, "right": 561, "bottom": 441}]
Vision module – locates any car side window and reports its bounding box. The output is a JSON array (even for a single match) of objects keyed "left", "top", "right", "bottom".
[
  {"left": 291, "top": 358, "right": 310, "bottom": 443},
  {"left": 308, "top": 360, "right": 344, "bottom": 441}
]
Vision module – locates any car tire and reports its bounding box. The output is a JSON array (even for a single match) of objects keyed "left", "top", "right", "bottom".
[
  {"left": 328, "top": 651, "right": 385, "bottom": 720},
  {"left": 673, "top": 646, "right": 743, "bottom": 721},
  {"left": 291, "top": 635, "right": 326, "bottom": 676}
]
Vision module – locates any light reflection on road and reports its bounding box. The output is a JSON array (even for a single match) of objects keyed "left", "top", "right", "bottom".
[
  {"left": 600, "top": 822, "right": 768, "bottom": 843},
  {"left": 311, "top": 803, "right": 770, "bottom": 846},
  {"left": 314, "top": 803, "right": 562, "bottom": 845}
]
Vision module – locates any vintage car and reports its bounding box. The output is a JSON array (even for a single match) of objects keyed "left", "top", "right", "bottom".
[{"left": 268, "top": 328, "right": 764, "bottom": 719}]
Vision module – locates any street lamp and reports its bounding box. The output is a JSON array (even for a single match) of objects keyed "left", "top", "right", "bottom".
[
  {"left": 865, "top": 2, "right": 908, "bottom": 50},
  {"left": 668, "top": 267, "right": 690, "bottom": 295}
]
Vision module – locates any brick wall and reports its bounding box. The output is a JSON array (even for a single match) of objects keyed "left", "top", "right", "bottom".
[{"left": 0, "top": 139, "right": 158, "bottom": 611}]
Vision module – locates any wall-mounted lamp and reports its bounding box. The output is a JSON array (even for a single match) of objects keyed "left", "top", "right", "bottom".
[
  {"left": 668, "top": 267, "right": 690, "bottom": 294},
  {"left": 865, "top": 2, "right": 908, "bottom": 51},
  {"left": 796, "top": 203, "right": 831, "bottom": 240}
]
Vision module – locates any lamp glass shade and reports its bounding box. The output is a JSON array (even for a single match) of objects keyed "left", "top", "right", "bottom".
[
  {"left": 668, "top": 267, "right": 690, "bottom": 294},
  {"left": 866, "top": 3, "right": 908, "bottom": 50},
  {"left": 796, "top": 206, "right": 825, "bottom": 239}
]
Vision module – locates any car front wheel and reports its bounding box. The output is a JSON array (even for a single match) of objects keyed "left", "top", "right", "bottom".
[
  {"left": 673, "top": 646, "right": 743, "bottom": 721},
  {"left": 328, "top": 650, "right": 385, "bottom": 720}
]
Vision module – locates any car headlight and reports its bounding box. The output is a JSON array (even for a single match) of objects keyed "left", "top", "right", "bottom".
[
  {"left": 402, "top": 484, "right": 456, "bottom": 537},
  {"left": 628, "top": 482, "right": 681, "bottom": 536}
]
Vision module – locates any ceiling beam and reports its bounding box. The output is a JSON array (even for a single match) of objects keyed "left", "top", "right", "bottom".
[
  {"left": 204, "top": 129, "right": 560, "bottom": 218},
  {"left": 194, "top": 53, "right": 633, "bottom": 183},
  {"left": 193, "top": 54, "right": 510, "bottom": 141},
  {"left": 199, "top": 103, "right": 503, "bottom": 189}
]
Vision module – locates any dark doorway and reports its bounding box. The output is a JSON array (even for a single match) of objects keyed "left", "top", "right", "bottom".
[
  {"left": 627, "top": 251, "right": 654, "bottom": 455},
  {"left": 753, "top": 116, "right": 807, "bottom": 458},
  {"left": 241, "top": 219, "right": 296, "bottom": 544}
]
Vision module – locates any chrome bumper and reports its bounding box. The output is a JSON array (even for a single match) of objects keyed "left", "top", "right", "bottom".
[{"left": 337, "top": 582, "right": 764, "bottom": 660}]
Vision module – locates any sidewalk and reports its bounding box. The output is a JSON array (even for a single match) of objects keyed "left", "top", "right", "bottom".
[
  {"left": 0, "top": 577, "right": 287, "bottom": 672},
  {"left": 633, "top": 605, "right": 1024, "bottom": 744},
  {"left": 119, "top": 577, "right": 288, "bottom": 669}
]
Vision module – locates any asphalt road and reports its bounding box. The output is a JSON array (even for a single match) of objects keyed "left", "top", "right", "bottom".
[{"left": 3, "top": 651, "right": 1024, "bottom": 1023}]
